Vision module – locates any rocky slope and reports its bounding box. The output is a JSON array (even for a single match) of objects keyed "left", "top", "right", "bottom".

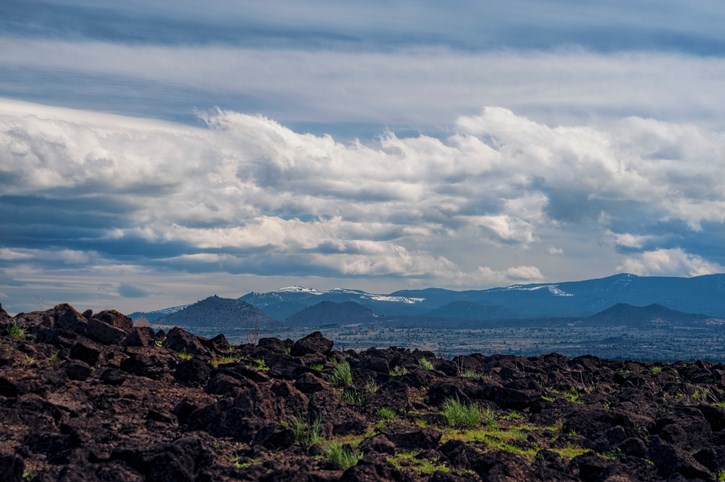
[{"left": 1, "top": 302, "right": 725, "bottom": 481}]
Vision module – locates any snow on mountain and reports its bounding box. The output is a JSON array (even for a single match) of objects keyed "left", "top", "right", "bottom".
[{"left": 501, "top": 284, "right": 574, "bottom": 297}]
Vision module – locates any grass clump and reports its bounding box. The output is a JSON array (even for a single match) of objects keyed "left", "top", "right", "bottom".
[
  {"left": 339, "top": 388, "right": 364, "bottom": 406},
  {"left": 210, "top": 355, "right": 239, "bottom": 368},
  {"left": 377, "top": 407, "right": 396, "bottom": 425},
  {"left": 418, "top": 357, "right": 434, "bottom": 371},
  {"left": 254, "top": 358, "right": 269, "bottom": 372},
  {"left": 460, "top": 369, "right": 480, "bottom": 379},
  {"left": 387, "top": 451, "right": 450, "bottom": 475},
  {"left": 176, "top": 351, "right": 193, "bottom": 361},
  {"left": 325, "top": 442, "right": 361, "bottom": 470},
  {"left": 309, "top": 363, "right": 325, "bottom": 372},
  {"left": 289, "top": 415, "right": 323, "bottom": 449},
  {"left": 442, "top": 398, "right": 483, "bottom": 429},
  {"left": 6, "top": 322, "right": 25, "bottom": 340},
  {"left": 389, "top": 366, "right": 408, "bottom": 377},
  {"left": 328, "top": 360, "right": 353, "bottom": 387}
]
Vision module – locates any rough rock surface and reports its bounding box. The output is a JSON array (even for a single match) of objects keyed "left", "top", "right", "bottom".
[{"left": 1, "top": 303, "right": 725, "bottom": 481}]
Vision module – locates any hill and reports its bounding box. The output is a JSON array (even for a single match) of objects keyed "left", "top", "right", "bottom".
[
  {"left": 583, "top": 302, "right": 713, "bottom": 327},
  {"left": 156, "top": 295, "right": 276, "bottom": 329},
  {"left": 285, "top": 301, "right": 379, "bottom": 327}
]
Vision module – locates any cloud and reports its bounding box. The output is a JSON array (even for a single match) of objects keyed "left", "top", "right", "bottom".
[
  {"left": 2, "top": 41, "right": 725, "bottom": 134},
  {"left": 1, "top": 99, "right": 725, "bottom": 303},
  {"left": 118, "top": 282, "right": 150, "bottom": 298},
  {"left": 617, "top": 249, "right": 724, "bottom": 277}
]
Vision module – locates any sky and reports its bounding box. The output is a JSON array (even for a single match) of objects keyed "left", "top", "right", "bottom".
[{"left": 2, "top": 1, "right": 725, "bottom": 313}]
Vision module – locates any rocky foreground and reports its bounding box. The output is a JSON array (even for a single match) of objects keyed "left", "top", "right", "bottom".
[{"left": 1, "top": 304, "right": 725, "bottom": 481}]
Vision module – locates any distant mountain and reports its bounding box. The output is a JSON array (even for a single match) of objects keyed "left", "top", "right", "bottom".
[
  {"left": 129, "top": 304, "right": 190, "bottom": 322},
  {"left": 133, "top": 273, "right": 725, "bottom": 327},
  {"left": 286, "top": 301, "right": 379, "bottom": 327},
  {"left": 583, "top": 303, "right": 715, "bottom": 327},
  {"left": 239, "top": 286, "right": 426, "bottom": 317},
  {"left": 156, "top": 295, "right": 276, "bottom": 328},
  {"left": 425, "top": 302, "right": 515, "bottom": 320}
]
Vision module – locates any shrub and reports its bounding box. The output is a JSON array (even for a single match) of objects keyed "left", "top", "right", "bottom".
[
  {"left": 328, "top": 360, "right": 352, "bottom": 387},
  {"left": 289, "top": 416, "right": 322, "bottom": 449},
  {"left": 460, "top": 369, "right": 479, "bottom": 379},
  {"left": 325, "top": 442, "right": 361, "bottom": 470},
  {"left": 418, "top": 358, "right": 434, "bottom": 371},
  {"left": 176, "top": 352, "right": 193, "bottom": 360},
  {"left": 6, "top": 322, "right": 25, "bottom": 340},
  {"left": 442, "top": 397, "right": 483, "bottom": 428}
]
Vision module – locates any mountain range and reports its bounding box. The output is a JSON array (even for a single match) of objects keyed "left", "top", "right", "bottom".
[{"left": 130, "top": 273, "right": 725, "bottom": 328}]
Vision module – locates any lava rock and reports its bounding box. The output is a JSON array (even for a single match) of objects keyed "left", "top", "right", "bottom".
[{"left": 291, "top": 331, "right": 333, "bottom": 356}]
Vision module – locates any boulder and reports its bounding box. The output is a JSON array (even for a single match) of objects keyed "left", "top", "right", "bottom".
[
  {"left": 123, "top": 327, "right": 156, "bottom": 347},
  {"left": 291, "top": 331, "right": 333, "bottom": 357},
  {"left": 69, "top": 341, "right": 101, "bottom": 366},
  {"left": 163, "top": 328, "right": 209, "bottom": 356},
  {"left": 648, "top": 437, "right": 715, "bottom": 480},
  {"left": 0, "top": 454, "right": 24, "bottom": 482},
  {"left": 174, "top": 359, "right": 212, "bottom": 386},
  {"left": 93, "top": 310, "right": 133, "bottom": 331},
  {"left": 64, "top": 360, "right": 92, "bottom": 381},
  {"left": 86, "top": 318, "right": 126, "bottom": 345},
  {"left": 54, "top": 304, "right": 88, "bottom": 334}
]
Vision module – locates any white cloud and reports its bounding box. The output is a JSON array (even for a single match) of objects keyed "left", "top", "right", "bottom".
[
  {"left": 617, "top": 249, "right": 723, "bottom": 277},
  {"left": 1, "top": 99, "right": 725, "bottom": 295},
  {"left": 2, "top": 41, "right": 725, "bottom": 130}
]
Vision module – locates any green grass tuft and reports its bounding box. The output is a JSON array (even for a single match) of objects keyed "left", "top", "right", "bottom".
[
  {"left": 339, "top": 388, "right": 364, "bottom": 405},
  {"left": 289, "top": 415, "right": 323, "bottom": 449},
  {"left": 377, "top": 407, "right": 396, "bottom": 424},
  {"left": 325, "top": 442, "right": 361, "bottom": 470},
  {"left": 210, "top": 355, "right": 239, "bottom": 368},
  {"left": 6, "top": 322, "right": 25, "bottom": 340},
  {"left": 418, "top": 357, "right": 434, "bottom": 371},
  {"left": 176, "top": 351, "right": 193, "bottom": 360},
  {"left": 389, "top": 366, "right": 408, "bottom": 377},
  {"left": 442, "top": 398, "right": 484, "bottom": 429},
  {"left": 328, "top": 360, "right": 353, "bottom": 387},
  {"left": 460, "top": 369, "right": 480, "bottom": 378}
]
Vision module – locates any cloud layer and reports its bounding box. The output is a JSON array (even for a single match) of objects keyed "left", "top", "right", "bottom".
[{"left": 2, "top": 99, "right": 724, "bottom": 311}]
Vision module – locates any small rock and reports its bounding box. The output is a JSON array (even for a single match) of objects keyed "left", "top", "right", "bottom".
[
  {"left": 65, "top": 360, "right": 92, "bottom": 381},
  {"left": 0, "top": 454, "right": 25, "bottom": 482}
]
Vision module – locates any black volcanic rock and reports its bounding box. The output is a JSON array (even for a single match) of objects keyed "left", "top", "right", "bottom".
[
  {"left": 290, "top": 331, "right": 333, "bottom": 356},
  {"left": 286, "top": 301, "right": 379, "bottom": 327},
  {"left": 157, "top": 295, "right": 276, "bottom": 328},
  {"left": 3, "top": 301, "right": 725, "bottom": 481}
]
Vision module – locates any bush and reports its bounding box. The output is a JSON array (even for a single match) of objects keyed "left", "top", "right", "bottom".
[
  {"left": 325, "top": 442, "right": 361, "bottom": 470},
  {"left": 328, "top": 360, "right": 352, "bottom": 387},
  {"left": 460, "top": 369, "right": 479, "bottom": 378},
  {"left": 418, "top": 358, "right": 434, "bottom": 371},
  {"left": 289, "top": 416, "right": 322, "bottom": 449},
  {"left": 442, "top": 397, "right": 483, "bottom": 428}
]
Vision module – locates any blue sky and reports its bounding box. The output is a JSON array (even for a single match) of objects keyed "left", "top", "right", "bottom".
[{"left": 2, "top": 1, "right": 725, "bottom": 313}]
